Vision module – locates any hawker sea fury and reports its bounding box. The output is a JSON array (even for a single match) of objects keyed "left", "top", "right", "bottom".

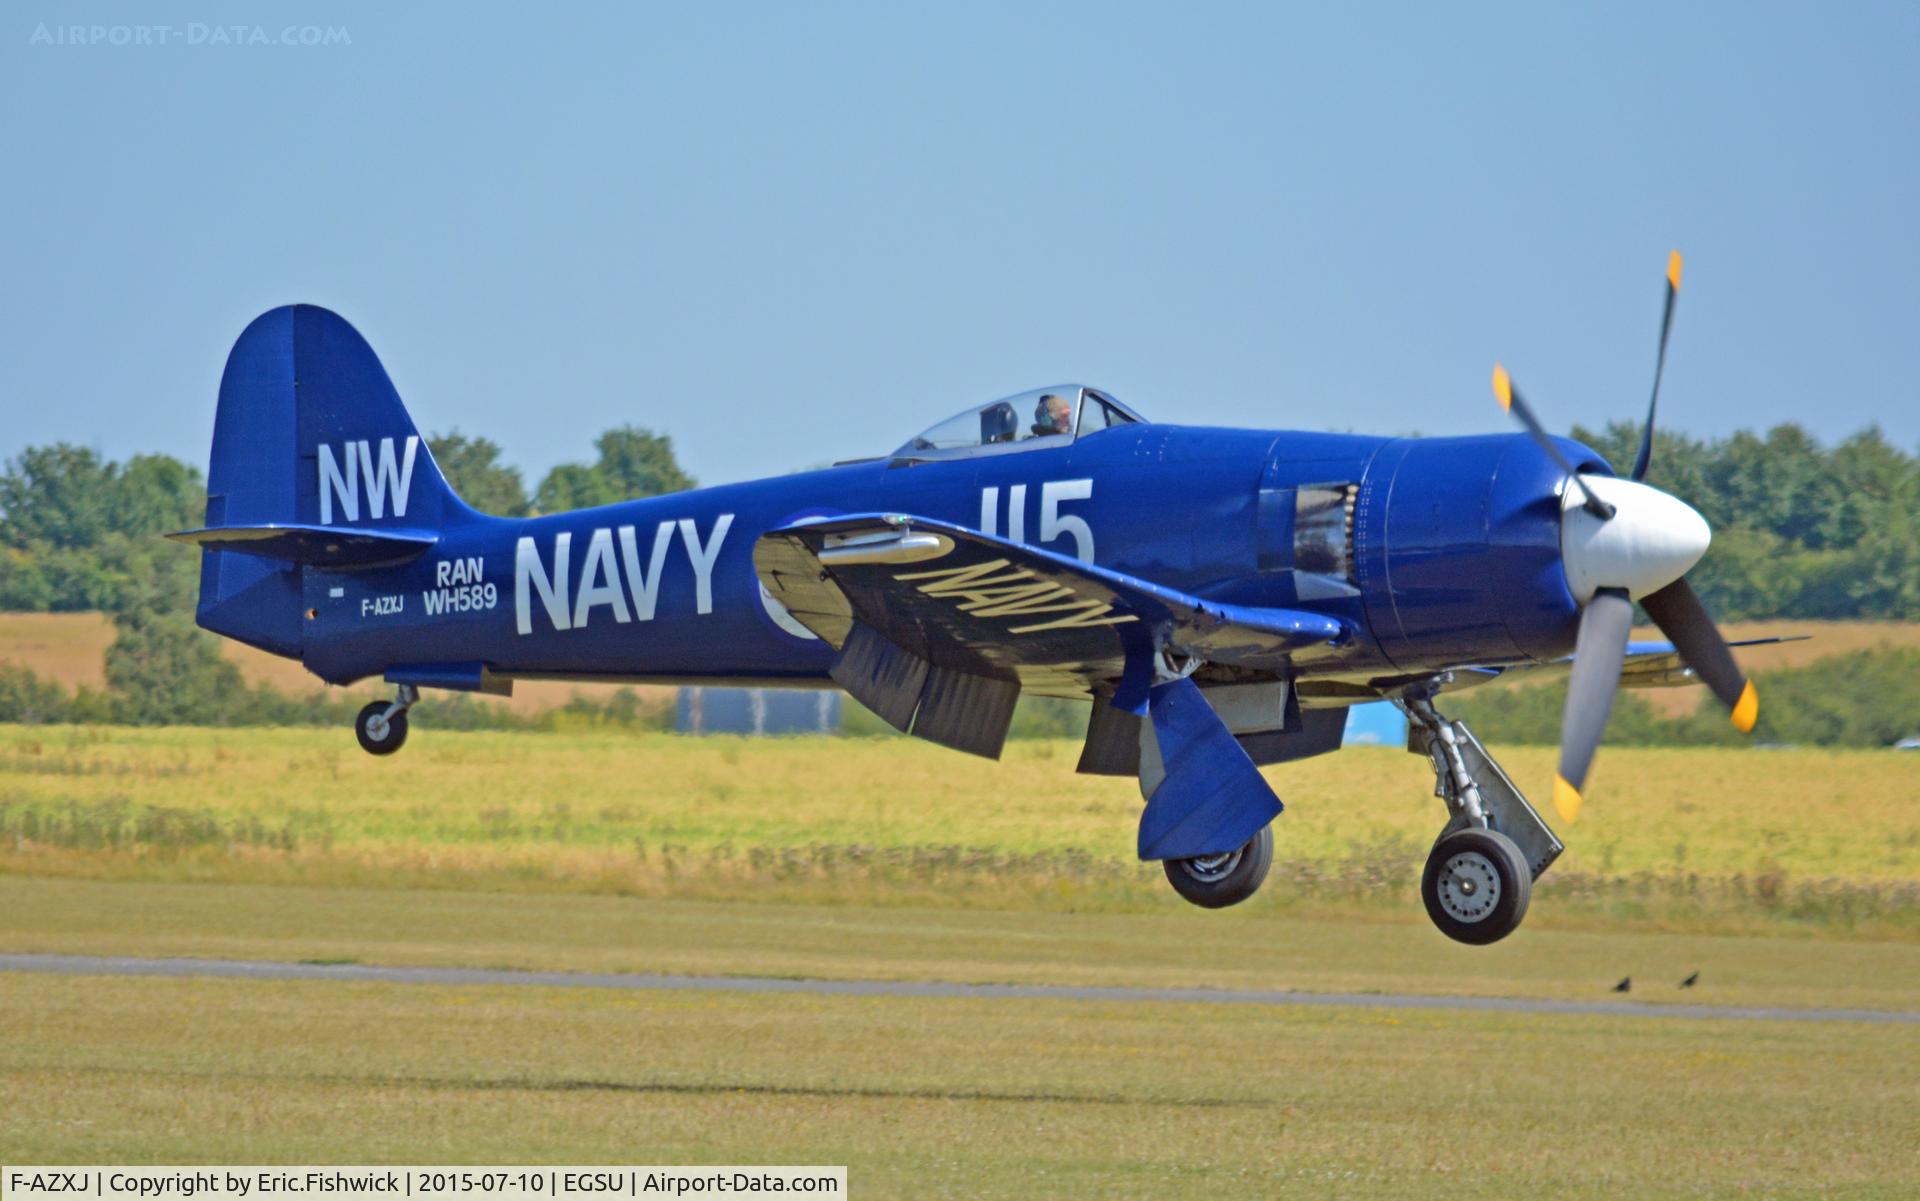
[{"left": 173, "top": 255, "right": 1783, "bottom": 944}]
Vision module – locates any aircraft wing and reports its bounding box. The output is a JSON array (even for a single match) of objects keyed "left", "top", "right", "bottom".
[
  {"left": 1618, "top": 637, "right": 1809, "bottom": 687},
  {"left": 754, "top": 511, "right": 1348, "bottom": 735},
  {"left": 1457, "top": 636, "right": 1808, "bottom": 691}
]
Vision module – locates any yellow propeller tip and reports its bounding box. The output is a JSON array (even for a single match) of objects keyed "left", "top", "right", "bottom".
[
  {"left": 1667, "top": 250, "right": 1684, "bottom": 291},
  {"left": 1492, "top": 363, "right": 1513, "bottom": 411},
  {"left": 1552, "top": 774, "right": 1583, "bottom": 824},
  {"left": 1731, "top": 679, "right": 1758, "bottom": 733}
]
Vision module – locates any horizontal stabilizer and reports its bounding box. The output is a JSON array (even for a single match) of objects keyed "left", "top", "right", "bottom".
[{"left": 167, "top": 523, "right": 437, "bottom": 568}]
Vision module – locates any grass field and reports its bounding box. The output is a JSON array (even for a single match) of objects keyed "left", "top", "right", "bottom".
[
  {"left": 2, "top": 723, "right": 1916, "bottom": 1194},
  {"left": 6, "top": 875, "right": 1920, "bottom": 1011},
  {"left": 1, "top": 725, "right": 1914, "bottom": 933},
  {"left": 2, "top": 971, "right": 1914, "bottom": 1199}
]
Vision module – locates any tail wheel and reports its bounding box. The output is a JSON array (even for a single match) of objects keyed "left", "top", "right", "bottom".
[
  {"left": 1163, "top": 826, "right": 1274, "bottom": 909},
  {"left": 1422, "top": 827, "right": 1531, "bottom": 945},
  {"left": 355, "top": 701, "right": 409, "bottom": 756}
]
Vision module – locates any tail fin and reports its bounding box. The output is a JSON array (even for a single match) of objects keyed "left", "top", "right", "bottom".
[
  {"left": 206, "top": 305, "right": 461, "bottom": 532},
  {"left": 187, "top": 305, "right": 465, "bottom": 656}
]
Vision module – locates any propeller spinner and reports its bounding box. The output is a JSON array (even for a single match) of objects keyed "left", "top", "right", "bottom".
[{"left": 1494, "top": 252, "right": 1759, "bottom": 823}]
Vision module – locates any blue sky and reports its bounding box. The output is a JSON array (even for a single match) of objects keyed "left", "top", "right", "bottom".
[{"left": 3, "top": 2, "right": 1915, "bottom": 489}]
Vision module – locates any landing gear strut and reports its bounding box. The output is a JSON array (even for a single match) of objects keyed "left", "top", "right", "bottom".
[
  {"left": 355, "top": 684, "right": 417, "bottom": 756},
  {"left": 1399, "top": 694, "right": 1562, "bottom": 945},
  {"left": 1163, "top": 826, "right": 1273, "bottom": 909}
]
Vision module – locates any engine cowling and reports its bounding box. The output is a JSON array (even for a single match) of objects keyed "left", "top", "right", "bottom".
[{"left": 1355, "top": 433, "right": 1612, "bottom": 673}]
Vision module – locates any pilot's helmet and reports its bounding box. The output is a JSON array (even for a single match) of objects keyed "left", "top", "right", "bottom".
[{"left": 1036, "top": 393, "right": 1071, "bottom": 433}]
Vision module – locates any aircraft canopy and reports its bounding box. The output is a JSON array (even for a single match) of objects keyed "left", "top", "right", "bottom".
[{"left": 892, "top": 386, "right": 1142, "bottom": 461}]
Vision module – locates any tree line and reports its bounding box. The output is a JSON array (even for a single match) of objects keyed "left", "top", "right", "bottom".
[
  {"left": 0, "top": 426, "right": 694, "bottom": 612},
  {"left": 6, "top": 420, "right": 1915, "bottom": 619},
  {"left": 1571, "top": 421, "right": 1920, "bottom": 620},
  {"left": 0, "top": 426, "right": 694, "bottom": 724},
  {"left": 0, "top": 419, "right": 1914, "bottom": 730},
  {"left": 427, "top": 426, "right": 694, "bottom": 519}
]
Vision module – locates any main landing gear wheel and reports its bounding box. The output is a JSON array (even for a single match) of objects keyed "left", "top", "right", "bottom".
[
  {"left": 355, "top": 700, "right": 409, "bottom": 756},
  {"left": 1422, "top": 827, "right": 1531, "bottom": 945},
  {"left": 1163, "top": 826, "right": 1273, "bottom": 909}
]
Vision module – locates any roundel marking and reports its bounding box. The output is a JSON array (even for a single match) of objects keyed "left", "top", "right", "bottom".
[{"left": 756, "top": 507, "right": 843, "bottom": 642}]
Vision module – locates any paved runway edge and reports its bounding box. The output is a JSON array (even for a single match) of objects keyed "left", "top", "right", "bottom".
[{"left": 3, "top": 952, "right": 1914, "bottom": 1024}]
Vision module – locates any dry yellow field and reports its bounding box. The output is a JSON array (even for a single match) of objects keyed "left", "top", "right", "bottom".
[
  {"left": 1634, "top": 619, "right": 1920, "bottom": 714},
  {"left": 1645, "top": 619, "right": 1920, "bottom": 669},
  {"left": 0, "top": 611, "right": 667, "bottom": 714},
  {"left": 9, "top": 613, "right": 1917, "bottom": 720},
  {"left": 0, "top": 612, "right": 118, "bottom": 688}
]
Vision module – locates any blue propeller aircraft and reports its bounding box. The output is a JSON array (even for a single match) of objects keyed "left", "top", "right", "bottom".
[{"left": 172, "top": 253, "right": 1767, "bottom": 944}]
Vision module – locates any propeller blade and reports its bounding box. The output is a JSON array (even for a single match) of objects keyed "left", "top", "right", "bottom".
[
  {"left": 1640, "top": 577, "right": 1758, "bottom": 732},
  {"left": 1492, "top": 364, "right": 1616, "bottom": 520},
  {"left": 1630, "top": 251, "right": 1683, "bottom": 481},
  {"left": 1554, "top": 587, "right": 1634, "bottom": 823}
]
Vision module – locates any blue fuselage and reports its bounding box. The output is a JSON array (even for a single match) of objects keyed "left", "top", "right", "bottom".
[{"left": 276, "top": 424, "right": 1607, "bottom": 696}]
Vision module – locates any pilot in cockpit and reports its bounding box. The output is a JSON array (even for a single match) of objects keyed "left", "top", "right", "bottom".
[{"left": 1032, "top": 393, "right": 1072, "bottom": 437}]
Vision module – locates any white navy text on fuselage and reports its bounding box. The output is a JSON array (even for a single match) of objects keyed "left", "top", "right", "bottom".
[{"left": 514, "top": 513, "right": 734, "bottom": 635}]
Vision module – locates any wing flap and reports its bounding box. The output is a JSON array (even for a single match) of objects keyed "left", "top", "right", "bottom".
[
  {"left": 828, "top": 620, "right": 927, "bottom": 730},
  {"left": 913, "top": 664, "right": 1021, "bottom": 758}
]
